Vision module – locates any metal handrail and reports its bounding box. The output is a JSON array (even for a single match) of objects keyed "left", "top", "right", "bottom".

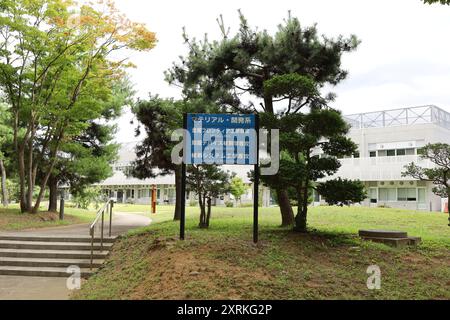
[{"left": 89, "top": 199, "right": 114, "bottom": 269}]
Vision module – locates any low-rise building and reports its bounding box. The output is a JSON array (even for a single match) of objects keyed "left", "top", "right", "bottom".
[
  {"left": 98, "top": 105, "right": 450, "bottom": 212},
  {"left": 320, "top": 105, "right": 450, "bottom": 211}
]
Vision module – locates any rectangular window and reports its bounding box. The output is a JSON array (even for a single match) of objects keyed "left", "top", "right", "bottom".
[
  {"left": 370, "top": 151, "right": 377, "bottom": 158},
  {"left": 398, "top": 188, "right": 417, "bottom": 201},
  {"left": 378, "top": 150, "right": 387, "bottom": 157},
  {"left": 396, "top": 149, "right": 406, "bottom": 156},
  {"left": 379, "top": 188, "right": 396, "bottom": 201},
  {"left": 353, "top": 152, "right": 360, "bottom": 158},
  {"left": 370, "top": 188, "right": 378, "bottom": 203},
  {"left": 418, "top": 188, "right": 426, "bottom": 204},
  {"left": 397, "top": 188, "right": 407, "bottom": 201},
  {"left": 407, "top": 188, "right": 417, "bottom": 201},
  {"left": 387, "top": 150, "right": 396, "bottom": 157},
  {"left": 405, "top": 148, "right": 415, "bottom": 155}
]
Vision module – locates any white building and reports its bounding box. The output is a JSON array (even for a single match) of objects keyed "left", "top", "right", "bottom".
[
  {"left": 320, "top": 105, "right": 450, "bottom": 212},
  {"left": 97, "top": 142, "right": 272, "bottom": 207},
  {"left": 98, "top": 105, "right": 449, "bottom": 212}
]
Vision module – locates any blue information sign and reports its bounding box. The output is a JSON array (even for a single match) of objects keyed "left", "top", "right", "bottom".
[{"left": 185, "top": 113, "right": 257, "bottom": 165}]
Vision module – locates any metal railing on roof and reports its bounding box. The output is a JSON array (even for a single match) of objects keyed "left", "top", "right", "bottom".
[{"left": 344, "top": 105, "right": 450, "bottom": 130}]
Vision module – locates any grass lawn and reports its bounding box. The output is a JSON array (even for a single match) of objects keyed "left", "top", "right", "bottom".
[
  {"left": 72, "top": 205, "right": 449, "bottom": 300},
  {"left": 0, "top": 203, "right": 96, "bottom": 231}
]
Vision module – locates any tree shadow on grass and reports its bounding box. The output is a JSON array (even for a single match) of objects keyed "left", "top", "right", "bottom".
[{"left": 260, "top": 226, "right": 360, "bottom": 248}]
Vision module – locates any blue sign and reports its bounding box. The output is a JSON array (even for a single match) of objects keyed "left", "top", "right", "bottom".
[{"left": 185, "top": 114, "right": 257, "bottom": 165}]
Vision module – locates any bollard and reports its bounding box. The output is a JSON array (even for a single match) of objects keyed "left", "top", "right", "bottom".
[{"left": 59, "top": 190, "right": 65, "bottom": 220}]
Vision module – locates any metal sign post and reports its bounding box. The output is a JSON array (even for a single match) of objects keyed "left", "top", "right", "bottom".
[
  {"left": 180, "top": 113, "right": 259, "bottom": 242},
  {"left": 180, "top": 113, "right": 187, "bottom": 240},
  {"left": 253, "top": 114, "right": 259, "bottom": 243}
]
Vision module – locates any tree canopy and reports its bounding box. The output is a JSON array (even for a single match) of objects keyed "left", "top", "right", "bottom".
[
  {"left": 166, "top": 11, "right": 360, "bottom": 226},
  {"left": 403, "top": 143, "right": 450, "bottom": 215},
  {"left": 0, "top": 0, "right": 156, "bottom": 212}
]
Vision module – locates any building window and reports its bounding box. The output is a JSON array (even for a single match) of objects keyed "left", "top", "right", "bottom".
[
  {"left": 378, "top": 150, "right": 387, "bottom": 157},
  {"left": 397, "top": 188, "right": 416, "bottom": 201},
  {"left": 353, "top": 152, "right": 360, "bottom": 158},
  {"left": 369, "top": 188, "right": 377, "bottom": 203},
  {"left": 396, "top": 149, "right": 406, "bottom": 156},
  {"left": 369, "top": 151, "right": 377, "bottom": 158},
  {"left": 405, "top": 148, "right": 415, "bottom": 155},
  {"left": 379, "top": 188, "right": 396, "bottom": 201},
  {"left": 386, "top": 150, "right": 396, "bottom": 157},
  {"left": 418, "top": 188, "right": 426, "bottom": 204}
]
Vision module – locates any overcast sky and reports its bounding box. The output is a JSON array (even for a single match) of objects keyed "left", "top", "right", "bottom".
[{"left": 111, "top": 0, "right": 450, "bottom": 143}]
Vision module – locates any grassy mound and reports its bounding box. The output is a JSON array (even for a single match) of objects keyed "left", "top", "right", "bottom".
[{"left": 72, "top": 207, "right": 449, "bottom": 300}]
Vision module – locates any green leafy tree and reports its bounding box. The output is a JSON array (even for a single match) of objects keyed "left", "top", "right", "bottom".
[
  {"left": 317, "top": 178, "right": 366, "bottom": 206},
  {"left": 0, "top": 0, "right": 156, "bottom": 213},
  {"left": 423, "top": 0, "right": 450, "bottom": 4},
  {"left": 45, "top": 77, "right": 132, "bottom": 212},
  {"left": 166, "top": 11, "right": 359, "bottom": 226},
  {"left": 186, "top": 165, "right": 231, "bottom": 228},
  {"left": 72, "top": 186, "right": 102, "bottom": 210},
  {"left": 0, "top": 102, "right": 13, "bottom": 207},
  {"left": 131, "top": 96, "right": 218, "bottom": 221},
  {"left": 403, "top": 143, "right": 450, "bottom": 224},
  {"left": 260, "top": 109, "right": 360, "bottom": 232},
  {"left": 230, "top": 176, "right": 247, "bottom": 206}
]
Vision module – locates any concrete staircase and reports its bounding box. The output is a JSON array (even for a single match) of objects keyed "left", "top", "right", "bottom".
[
  {"left": 359, "top": 230, "right": 422, "bottom": 247},
  {"left": 0, "top": 235, "right": 117, "bottom": 278}
]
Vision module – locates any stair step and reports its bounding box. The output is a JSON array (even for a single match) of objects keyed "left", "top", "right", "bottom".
[
  {"left": 361, "top": 236, "right": 411, "bottom": 247},
  {"left": 0, "top": 266, "right": 95, "bottom": 278},
  {"left": 0, "top": 248, "right": 109, "bottom": 259},
  {"left": 359, "top": 230, "right": 408, "bottom": 239},
  {"left": 0, "top": 257, "right": 105, "bottom": 268},
  {"left": 0, "top": 235, "right": 116, "bottom": 243},
  {"left": 0, "top": 240, "right": 113, "bottom": 251},
  {"left": 0, "top": 234, "right": 116, "bottom": 277}
]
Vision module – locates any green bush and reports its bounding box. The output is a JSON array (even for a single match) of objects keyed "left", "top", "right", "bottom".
[
  {"left": 225, "top": 200, "right": 234, "bottom": 207},
  {"left": 72, "top": 186, "right": 102, "bottom": 209}
]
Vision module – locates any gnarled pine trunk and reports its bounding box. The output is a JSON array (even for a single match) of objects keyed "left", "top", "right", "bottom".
[
  {"left": 276, "top": 188, "right": 294, "bottom": 226},
  {"left": 294, "top": 182, "right": 309, "bottom": 233},
  {"left": 48, "top": 176, "right": 58, "bottom": 212},
  {"left": 206, "top": 197, "right": 212, "bottom": 227}
]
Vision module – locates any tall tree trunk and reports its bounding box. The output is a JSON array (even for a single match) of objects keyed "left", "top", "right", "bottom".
[
  {"left": 48, "top": 176, "right": 58, "bottom": 212},
  {"left": 26, "top": 138, "right": 34, "bottom": 212},
  {"left": 294, "top": 182, "right": 309, "bottom": 233},
  {"left": 0, "top": 159, "right": 8, "bottom": 207},
  {"left": 198, "top": 192, "right": 207, "bottom": 228},
  {"left": 173, "top": 166, "right": 182, "bottom": 221},
  {"left": 276, "top": 188, "right": 294, "bottom": 226},
  {"left": 32, "top": 132, "right": 63, "bottom": 213},
  {"left": 447, "top": 189, "right": 450, "bottom": 227},
  {"left": 17, "top": 148, "right": 28, "bottom": 212},
  {"left": 206, "top": 197, "right": 212, "bottom": 227}
]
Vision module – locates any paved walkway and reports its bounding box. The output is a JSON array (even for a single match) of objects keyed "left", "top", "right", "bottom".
[{"left": 0, "top": 212, "right": 151, "bottom": 300}]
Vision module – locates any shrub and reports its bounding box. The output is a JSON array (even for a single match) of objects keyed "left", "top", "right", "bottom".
[{"left": 225, "top": 200, "right": 234, "bottom": 207}]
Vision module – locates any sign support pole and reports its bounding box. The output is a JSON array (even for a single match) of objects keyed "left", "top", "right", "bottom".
[
  {"left": 253, "top": 114, "right": 260, "bottom": 244},
  {"left": 180, "top": 113, "right": 187, "bottom": 240}
]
